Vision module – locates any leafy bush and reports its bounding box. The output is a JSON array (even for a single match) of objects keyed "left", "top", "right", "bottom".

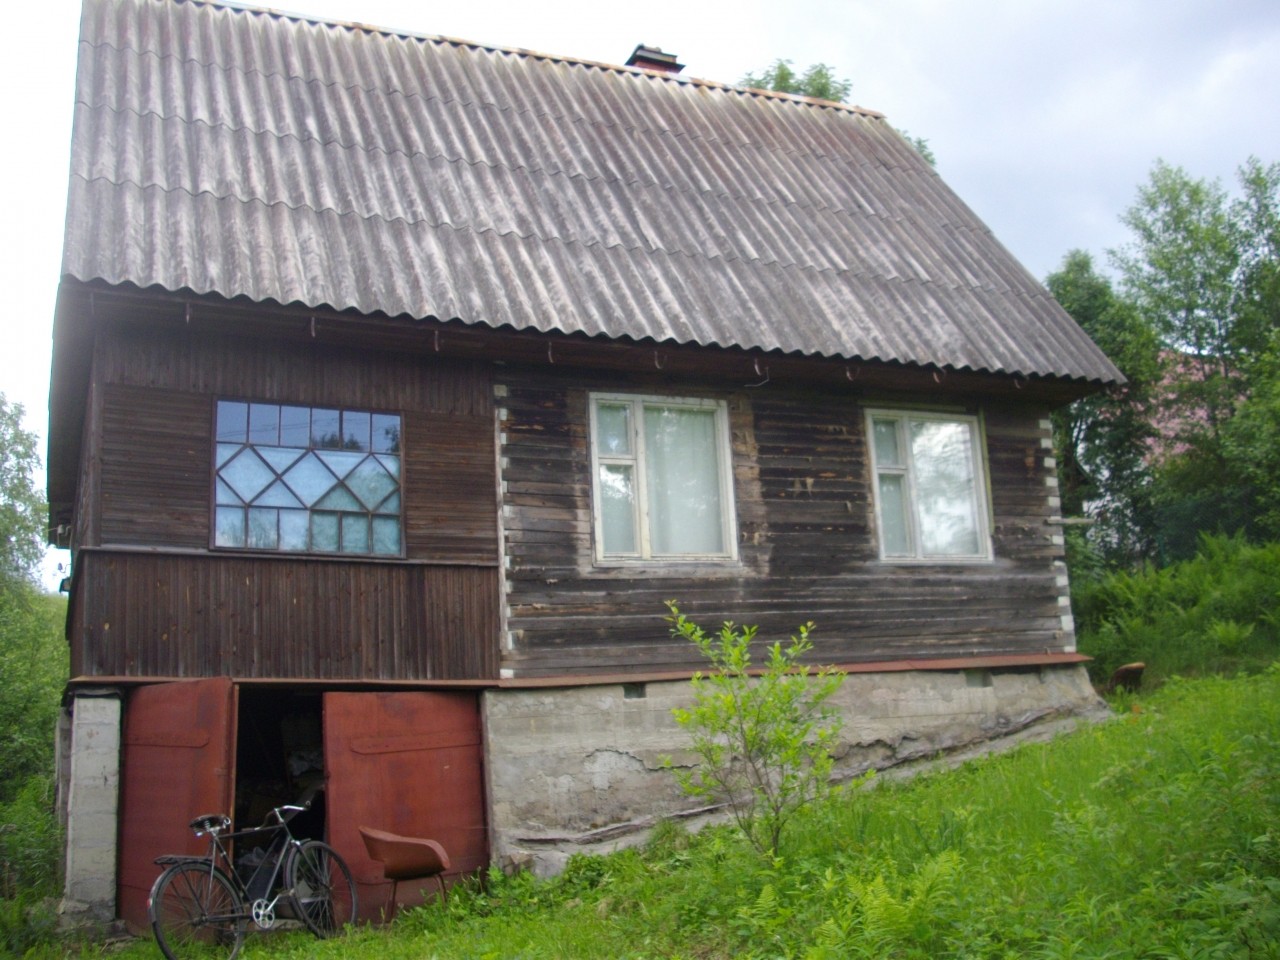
[
  {"left": 1074, "top": 533, "right": 1280, "bottom": 682},
  {"left": 664, "top": 603, "right": 845, "bottom": 857}
]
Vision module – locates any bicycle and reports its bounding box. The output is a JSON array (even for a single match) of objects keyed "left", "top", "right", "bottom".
[{"left": 147, "top": 802, "right": 357, "bottom": 960}]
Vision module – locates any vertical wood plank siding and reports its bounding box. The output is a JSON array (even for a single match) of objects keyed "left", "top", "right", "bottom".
[
  {"left": 498, "top": 367, "right": 1068, "bottom": 676},
  {"left": 72, "top": 324, "right": 499, "bottom": 681},
  {"left": 74, "top": 553, "right": 499, "bottom": 679}
]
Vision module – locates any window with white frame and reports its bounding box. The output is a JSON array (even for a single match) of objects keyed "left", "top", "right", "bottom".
[
  {"left": 866, "top": 410, "right": 991, "bottom": 562},
  {"left": 589, "top": 394, "right": 736, "bottom": 562}
]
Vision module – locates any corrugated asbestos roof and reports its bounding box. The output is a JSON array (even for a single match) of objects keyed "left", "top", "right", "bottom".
[{"left": 61, "top": 0, "right": 1122, "bottom": 384}]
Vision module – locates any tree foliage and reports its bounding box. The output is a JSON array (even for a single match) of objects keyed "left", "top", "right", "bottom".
[
  {"left": 1058, "top": 157, "right": 1280, "bottom": 570},
  {"left": 1047, "top": 251, "right": 1161, "bottom": 567},
  {"left": 664, "top": 603, "right": 845, "bottom": 858},
  {"left": 0, "top": 395, "right": 65, "bottom": 904},
  {"left": 740, "top": 58, "right": 852, "bottom": 104},
  {"left": 0, "top": 395, "right": 46, "bottom": 586},
  {"left": 1105, "top": 158, "right": 1280, "bottom": 558}
]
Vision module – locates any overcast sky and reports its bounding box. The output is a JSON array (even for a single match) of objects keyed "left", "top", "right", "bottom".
[{"left": 4, "top": 0, "right": 1279, "bottom": 586}]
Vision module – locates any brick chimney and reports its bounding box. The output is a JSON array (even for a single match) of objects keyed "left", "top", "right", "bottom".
[{"left": 626, "top": 44, "right": 684, "bottom": 74}]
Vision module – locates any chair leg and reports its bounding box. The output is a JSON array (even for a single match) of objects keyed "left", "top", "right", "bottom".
[
  {"left": 387, "top": 879, "right": 399, "bottom": 921},
  {"left": 436, "top": 874, "right": 448, "bottom": 907}
]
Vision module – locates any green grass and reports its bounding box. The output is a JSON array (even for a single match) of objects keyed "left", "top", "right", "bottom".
[{"left": 47, "top": 666, "right": 1280, "bottom": 960}]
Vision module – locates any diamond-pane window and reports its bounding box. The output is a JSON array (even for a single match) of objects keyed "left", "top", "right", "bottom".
[{"left": 214, "top": 400, "right": 403, "bottom": 556}]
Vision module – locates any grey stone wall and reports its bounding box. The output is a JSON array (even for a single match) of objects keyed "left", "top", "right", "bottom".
[{"left": 482, "top": 665, "right": 1107, "bottom": 875}]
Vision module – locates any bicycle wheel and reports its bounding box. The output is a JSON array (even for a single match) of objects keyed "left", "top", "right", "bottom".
[
  {"left": 148, "top": 861, "right": 246, "bottom": 960},
  {"left": 287, "top": 840, "right": 357, "bottom": 937}
]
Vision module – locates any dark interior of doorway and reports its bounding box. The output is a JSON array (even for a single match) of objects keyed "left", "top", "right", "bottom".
[{"left": 234, "top": 688, "right": 327, "bottom": 850}]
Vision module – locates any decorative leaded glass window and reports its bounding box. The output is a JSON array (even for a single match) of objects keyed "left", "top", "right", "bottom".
[{"left": 213, "top": 400, "right": 402, "bottom": 556}]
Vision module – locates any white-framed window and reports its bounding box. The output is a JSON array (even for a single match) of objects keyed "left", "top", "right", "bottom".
[
  {"left": 866, "top": 409, "right": 991, "bottom": 562},
  {"left": 589, "top": 394, "right": 737, "bottom": 562}
]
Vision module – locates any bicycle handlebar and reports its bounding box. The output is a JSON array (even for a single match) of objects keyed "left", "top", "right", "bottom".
[{"left": 264, "top": 801, "right": 310, "bottom": 827}]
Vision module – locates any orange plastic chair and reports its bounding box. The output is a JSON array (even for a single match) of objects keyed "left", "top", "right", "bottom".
[{"left": 358, "top": 826, "right": 451, "bottom": 918}]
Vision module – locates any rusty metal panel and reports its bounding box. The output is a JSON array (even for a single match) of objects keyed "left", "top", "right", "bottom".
[
  {"left": 117, "top": 678, "right": 237, "bottom": 932},
  {"left": 323, "top": 691, "right": 486, "bottom": 921}
]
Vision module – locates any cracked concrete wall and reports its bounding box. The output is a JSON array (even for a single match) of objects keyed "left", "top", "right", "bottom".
[
  {"left": 60, "top": 691, "right": 122, "bottom": 924},
  {"left": 482, "top": 664, "right": 1106, "bottom": 875}
]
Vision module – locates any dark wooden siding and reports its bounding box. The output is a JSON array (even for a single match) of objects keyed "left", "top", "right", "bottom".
[
  {"left": 74, "top": 552, "right": 499, "bottom": 680},
  {"left": 70, "top": 323, "right": 500, "bottom": 682},
  {"left": 499, "top": 367, "right": 1067, "bottom": 676}
]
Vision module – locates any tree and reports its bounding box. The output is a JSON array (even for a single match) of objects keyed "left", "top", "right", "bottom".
[
  {"left": 0, "top": 396, "right": 65, "bottom": 903},
  {"left": 0, "top": 395, "right": 46, "bottom": 586},
  {"left": 663, "top": 603, "right": 845, "bottom": 858},
  {"left": 1046, "top": 251, "right": 1161, "bottom": 568},
  {"left": 740, "top": 58, "right": 852, "bottom": 103},
  {"left": 1104, "top": 158, "right": 1280, "bottom": 561}
]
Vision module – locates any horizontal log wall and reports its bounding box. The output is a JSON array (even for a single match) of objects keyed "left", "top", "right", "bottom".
[
  {"left": 71, "top": 322, "right": 500, "bottom": 681},
  {"left": 499, "top": 367, "right": 1068, "bottom": 676}
]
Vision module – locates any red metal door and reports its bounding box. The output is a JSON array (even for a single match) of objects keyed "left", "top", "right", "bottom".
[
  {"left": 324, "top": 691, "right": 487, "bottom": 920},
  {"left": 116, "top": 678, "right": 237, "bottom": 932}
]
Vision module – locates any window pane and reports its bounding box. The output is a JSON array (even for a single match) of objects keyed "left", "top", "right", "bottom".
[
  {"left": 872, "top": 419, "right": 902, "bottom": 466},
  {"left": 311, "top": 513, "right": 339, "bottom": 552},
  {"left": 347, "top": 457, "right": 398, "bottom": 509},
  {"left": 259, "top": 447, "right": 305, "bottom": 474},
  {"left": 596, "top": 404, "right": 632, "bottom": 455},
  {"left": 280, "top": 406, "right": 311, "bottom": 447},
  {"left": 910, "top": 420, "right": 981, "bottom": 556},
  {"left": 215, "top": 478, "right": 242, "bottom": 506},
  {"left": 248, "top": 404, "right": 280, "bottom": 446},
  {"left": 214, "top": 507, "right": 245, "bottom": 547},
  {"left": 311, "top": 408, "right": 341, "bottom": 448},
  {"left": 372, "top": 516, "right": 401, "bottom": 555},
  {"left": 644, "top": 406, "right": 724, "bottom": 555},
  {"left": 282, "top": 453, "right": 337, "bottom": 506},
  {"left": 247, "top": 508, "right": 278, "bottom": 549},
  {"left": 876, "top": 474, "right": 911, "bottom": 556},
  {"left": 316, "top": 450, "right": 365, "bottom": 480},
  {"left": 222, "top": 449, "right": 274, "bottom": 502},
  {"left": 279, "top": 509, "right": 308, "bottom": 551},
  {"left": 216, "top": 442, "right": 242, "bottom": 469},
  {"left": 254, "top": 480, "right": 303, "bottom": 509},
  {"left": 372, "top": 414, "right": 400, "bottom": 454},
  {"left": 341, "top": 514, "right": 369, "bottom": 554},
  {"left": 342, "top": 411, "right": 370, "bottom": 451},
  {"left": 599, "top": 464, "right": 637, "bottom": 554},
  {"left": 314, "top": 486, "right": 362, "bottom": 512},
  {"left": 216, "top": 401, "right": 247, "bottom": 443}
]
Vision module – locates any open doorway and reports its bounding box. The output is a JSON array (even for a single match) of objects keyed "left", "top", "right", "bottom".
[{"left": 234, "top": 689, "right": 327, "bottom": 845}]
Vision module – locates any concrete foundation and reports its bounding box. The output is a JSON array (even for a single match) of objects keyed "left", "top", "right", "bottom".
[
  {"left": 482, "top": 664, "right": 1108, "bottom": 875},
  {"left": 59, "top": 690, "right": 122, "bottom": 925}
]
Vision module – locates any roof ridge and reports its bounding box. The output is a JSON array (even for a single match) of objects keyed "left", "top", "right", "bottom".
[{"left": 186, "top": 0, "right": 886, "bottom": 118}]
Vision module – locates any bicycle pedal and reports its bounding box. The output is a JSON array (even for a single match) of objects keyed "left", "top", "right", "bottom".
[{"left": 252, "top": 899, "right": 276, "bottom": 929}]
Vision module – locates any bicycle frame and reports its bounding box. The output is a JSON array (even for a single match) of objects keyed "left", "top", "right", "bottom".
[
  {"left": 162, "top": 805, "right": 308, "bottom": 930},
  {"left": 150, "top": 803, "right": 357, "bottom": 959}
]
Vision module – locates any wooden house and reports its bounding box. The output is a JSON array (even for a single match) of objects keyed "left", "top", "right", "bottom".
[{"left": 51, "top": 0, "right": 1121, "bottom": 926}]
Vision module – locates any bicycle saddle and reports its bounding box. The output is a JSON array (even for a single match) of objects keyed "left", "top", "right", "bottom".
[{"left": 189, "top": 813, "right": 231, "bottom": 835}]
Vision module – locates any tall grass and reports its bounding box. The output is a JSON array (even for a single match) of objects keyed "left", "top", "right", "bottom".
[
  {"left": 79, "top": 665, "right": 1280, "bottom": 960},
  {"left": 1074, "top": 533, "right": 1280, "bottom": 683}
]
